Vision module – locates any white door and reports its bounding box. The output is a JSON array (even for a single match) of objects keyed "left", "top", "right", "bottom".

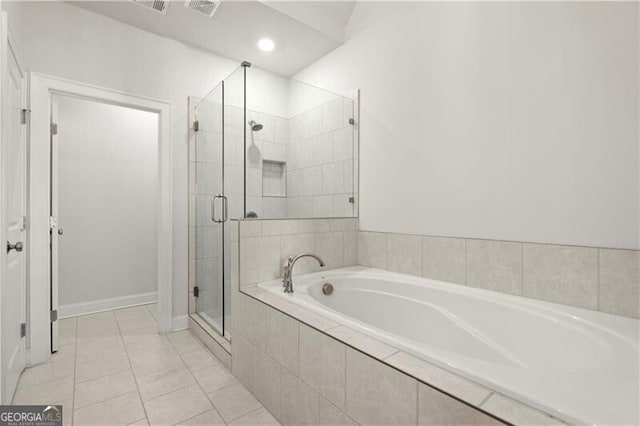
[{"left": 0, "top": 12, "right": 27, "bottom": 404}]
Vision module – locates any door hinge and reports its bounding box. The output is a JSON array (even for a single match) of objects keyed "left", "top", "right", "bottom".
[
  {"left": 50, "top": 310, "right": 58, "bottom": 322},
  {"left": 50, "top": 122, "right": 58, "bottom": 135},
  {"left": 193, "top": 286, "right": 199, "bottom": 298},
  {"left": 21, "top": 109, "right": 31, "bottom": 125},
  {"left": 49, "top": 216, "right": 58, "bottom": 229},
  {"left": 20, "top": 322, "right": 26, "bottom": 338},
  {"left": 193, "top": 120, "right": 199, "bottom": 132}
]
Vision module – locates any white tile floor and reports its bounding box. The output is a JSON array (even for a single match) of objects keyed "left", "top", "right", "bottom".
[{"left": 12, "top": 304, "right": 279, "bottom": 426}]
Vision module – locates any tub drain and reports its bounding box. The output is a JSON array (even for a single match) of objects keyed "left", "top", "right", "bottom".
[{"left": 322, "top": 282, "right": 334, "bottom": 295}]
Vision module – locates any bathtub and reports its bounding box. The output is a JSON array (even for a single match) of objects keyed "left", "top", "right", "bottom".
[{"left": 257, "top": 266, "right": 639, "bottom": 426}]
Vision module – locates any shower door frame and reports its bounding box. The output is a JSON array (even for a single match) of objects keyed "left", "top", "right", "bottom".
[{"left": 188, "top": 78, "right": 233, "bottom": 339}]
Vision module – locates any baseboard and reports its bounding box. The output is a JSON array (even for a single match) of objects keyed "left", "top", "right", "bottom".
[
  {"left": 59, "top": 292, "right": 157, "bottom": 318},
  {"left": 172, "top": 315, "right": 189, "bottom": 331}
]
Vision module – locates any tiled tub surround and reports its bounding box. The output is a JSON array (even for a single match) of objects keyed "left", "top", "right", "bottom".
[
  {"left": 234, "top": 218, "right": 359, "bottom": 287},
  {"left": 226, "top": 219, "right": 640, "bottom": 425},
  {"left": 231, "top": 219, "right": 519, "bottom": 425},
  {"left": 359, "top": 231, "right": 640, "bottom": 319},
  {"left": 257, "top": 267, "right": 638, "bottom": 425},
  {"left": 236, "top": 284, "right": 574, "bottom": 426}
]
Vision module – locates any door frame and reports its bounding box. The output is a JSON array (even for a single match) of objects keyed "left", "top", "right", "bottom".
[
  {"left": 0, "top": 10, "right": 27, "bottom": 403},
  {"left": 28, "top": 73, "right": 173, "bottom": 364}
]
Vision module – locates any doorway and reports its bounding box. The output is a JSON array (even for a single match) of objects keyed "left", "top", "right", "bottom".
[
  {"left": 28, "top": 74, "right": 173, "bottom": 364},
  {"left": 49, "top": 95, "right": 160, "bottom": 351}
]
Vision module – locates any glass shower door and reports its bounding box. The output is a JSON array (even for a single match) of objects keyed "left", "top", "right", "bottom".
[{"left": 194, "top": 83, "right": 226, "bottom": 335}]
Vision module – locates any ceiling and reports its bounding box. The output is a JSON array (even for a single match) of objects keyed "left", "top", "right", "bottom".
[{"left": 70, "top": 0, "right": 356, "bottom": 76}]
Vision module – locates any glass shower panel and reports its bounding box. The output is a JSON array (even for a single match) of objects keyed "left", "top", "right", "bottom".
[
  {"left": 222, "top": 66, "right": 247, "bottom": 331},
  {"left": 194, "top": 83, "right": 225, "bottom": 335},
  {"left": 245, "top": 66, "right": 357, "bottom": 219},
  {"left": 290, "top": 82, "right": 356, "bottom": 218}
]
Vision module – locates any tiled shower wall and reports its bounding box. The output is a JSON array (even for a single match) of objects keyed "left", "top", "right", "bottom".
[
  {"left": 228, "top": 97, "right": 356, "bottom": 219},
  {"left": 287, "top": 97, "right": 355, "bottom": 218},
  {"left": 242, "top": 107, "right": 290, "bottom": 218},
  {"left": 359, "top": 231, "right": 640, "bottom": 318}
]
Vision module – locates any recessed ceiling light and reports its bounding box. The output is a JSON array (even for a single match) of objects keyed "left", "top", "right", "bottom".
[{"left": 258, "top": 38, "right": 275, "bottom": 52}]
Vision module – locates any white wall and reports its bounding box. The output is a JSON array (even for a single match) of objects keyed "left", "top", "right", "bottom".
[
  {"left": 2, "top": 0, "right": 240, "bottom": 318},
  {"left": 288, "top": 78, "right": 341, "bottom": 118},
  {"left": 57, "top": 95, "right": 158, "bottom": 307},
  {"left": 223, "top": 66, "right": 291, "bottom": 118},
  {"left": 295, "top": 2, "right": 640, "bottom": 250}
]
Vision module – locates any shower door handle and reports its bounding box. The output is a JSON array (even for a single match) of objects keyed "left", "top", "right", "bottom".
[
  {"left": 221, "top": 195, "right": 228, "bottom": 223},
  {"left": 211, "top": 194, "right": 223, "bottom": 223},
  {"left": 211, "top": 194, "right": 228, "bottom": 223}
]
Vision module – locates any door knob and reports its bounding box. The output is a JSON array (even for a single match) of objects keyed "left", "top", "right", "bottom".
[
  {"left": 7, "top": 241, "right": 23, "bottom": 253},
  {"left": 58, "top": 228, "right": 63, "bottom": 235}
]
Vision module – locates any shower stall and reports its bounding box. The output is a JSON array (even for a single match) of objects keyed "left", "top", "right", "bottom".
[{"left": 188, "top": 63, "right": 358, "bottom": 338}]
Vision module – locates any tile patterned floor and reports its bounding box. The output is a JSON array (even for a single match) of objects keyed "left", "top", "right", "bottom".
[{"left": 12, "top": 304, "right": 280, "bottom": 426}]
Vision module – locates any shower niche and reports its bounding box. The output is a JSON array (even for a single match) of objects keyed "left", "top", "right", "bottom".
[
  {"left": 262, "top": 160, "right": 287, "bottom": 198},
  {"left": 188, "top": 62, "right": 359, "bottom": 339}
]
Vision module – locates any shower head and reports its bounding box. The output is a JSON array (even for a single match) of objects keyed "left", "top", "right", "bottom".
[{"left": 248, "top": 120, "right": 263, "bottom": 132}]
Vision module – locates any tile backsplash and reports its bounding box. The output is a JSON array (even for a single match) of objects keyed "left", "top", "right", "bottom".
[
  {"left": 359, "top": 231, "right": 639, "bottom": 318},
  {"left": 236, "top": 218, "right": 358, "bottom": 287},
  {"left": 235, "top": 218, "right": 638, "bottom": 318}
]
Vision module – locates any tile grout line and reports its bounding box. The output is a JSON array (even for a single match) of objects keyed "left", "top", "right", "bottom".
[
  {"left": 520, "top": 243, "right": 524, "bottom": 295},
  {"left": 415, "top": 379, "right": 419, "bottom": 424},
  {"left": 227, "top": 405, "right": 264, "bottom": 424},
  {"left": 478, "top": 392, "right": 494, "bottom": 407},
  {"left": 73, "top": 367, "right": 131, "bottom": 386},
  {"left": 73, "top": 389, "right": 141, "bottom": 414},
  {"left": 114, "top": 312, "right": 151, "bottom": 425},
  {"left": 71, "top": 317, "right": 78, "bottom": 426},
  {"left": 15, "top": 372, "right": 76, "bottom": 393},
  {"left": 464, "top": 239, "right": 468, "bottom": 286},
  {"left": 381, "top": 349, "right": 400, "bottom": 361},
  {"left": 168, "top": 333, "right": 229, "bottom": 425},
  {"left": 343, "top": 336, "right": 347, "bottom": 413},
  {"left": 596, "top": 248, "right": 601, "bottom": 311}
]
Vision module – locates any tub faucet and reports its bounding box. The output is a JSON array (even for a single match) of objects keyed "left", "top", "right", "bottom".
[{"left": 282, "top": 254, "right": 325, "bottom": 293}]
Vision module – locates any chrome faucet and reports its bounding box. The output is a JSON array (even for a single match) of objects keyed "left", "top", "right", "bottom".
[{"left": 282, "top": 254, "right": 325, "bottom": 293}]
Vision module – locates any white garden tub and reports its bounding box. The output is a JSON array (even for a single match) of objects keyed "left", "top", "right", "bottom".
[{"left": 258, "top": 266, "right": 639, "bottom": 426}]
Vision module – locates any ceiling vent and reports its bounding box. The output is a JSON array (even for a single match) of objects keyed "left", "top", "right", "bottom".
[
  {"left": 131, "top": 0, "right": 169, "bottom": 15},
  {"left": 185, "top": 0, "right": 220, "bottom": 18}
]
